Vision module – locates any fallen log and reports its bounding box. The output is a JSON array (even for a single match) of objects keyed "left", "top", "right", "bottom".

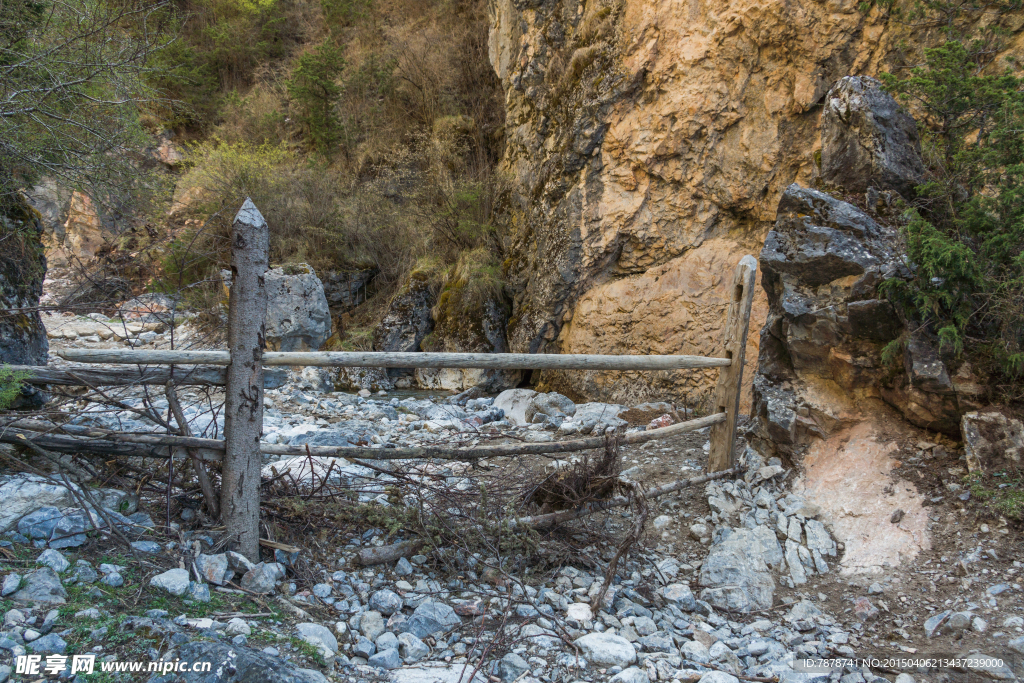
[
  {"left": 0, "top": 412, "right": 726, "bottom": 463},
  {"left": 8, "top": 364, "right": 227, "bottom": 387},
  {"left": 0, "top": 428, "right": 172, "bottom": 459},
  {"left": 355, "top": 540, "right": 425, "bottom": 567}
]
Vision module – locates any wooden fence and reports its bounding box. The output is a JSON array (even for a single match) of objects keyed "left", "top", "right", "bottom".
[{"left": 4, "top": 199, "right": 756, "bottom": 558}]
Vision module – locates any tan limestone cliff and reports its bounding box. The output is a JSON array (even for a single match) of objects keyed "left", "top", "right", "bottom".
[{"left": 488, "top": 0, "right": 1024, "bottom": 408}]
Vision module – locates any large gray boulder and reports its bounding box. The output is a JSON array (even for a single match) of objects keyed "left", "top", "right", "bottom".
[
  {"left": 493, "top": 389, "right": 538, "bottom": 426},
  {"left": 0, "top": 474, "right": 129, "bottom": 534},
  {"left": 264, "top": 265, "right": 331, "bottom": 352},
  {"left": 223, "top": 264, "right": 331, "bottom": 352},
  {"left": 749, "top": 184, "right": 981, "bottom": 455},
  {"left": 820, "top": 76, "right": 925, "bottom": 198}
]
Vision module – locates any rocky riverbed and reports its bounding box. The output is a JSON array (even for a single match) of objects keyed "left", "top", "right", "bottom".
[{"left": 0, "top": 298, "right": 1021, "bottom": 683}]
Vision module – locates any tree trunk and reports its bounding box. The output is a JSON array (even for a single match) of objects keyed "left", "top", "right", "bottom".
[{"left": 221, "top": 198, "right": 268, "bottom": 561}]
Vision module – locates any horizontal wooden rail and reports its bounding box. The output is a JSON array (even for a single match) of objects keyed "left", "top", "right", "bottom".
[
  {"left": 56, "top": 349, "right": 731, "bottom": 371},
  {"left": 0, "top": 412, "right": 726, "bottom": 463},
  {"left": 8, "top": 364, "right": 229, "bottom": 387}
]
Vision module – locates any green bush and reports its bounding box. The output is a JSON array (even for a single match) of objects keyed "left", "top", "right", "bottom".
[
  {"left": 880, "top": 41, "right": 1024, "bottom": 386},
  {"left": 0, "top": 365, "right": 30, "bottom": 410}
]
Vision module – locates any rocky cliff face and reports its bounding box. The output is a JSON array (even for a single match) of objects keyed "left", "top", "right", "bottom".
[
  {"left": 487, "top": 0, "right": 1022, "bottom": 406},
  {"left": 0, "top": 199, "right": 49, "bottom": 373}
]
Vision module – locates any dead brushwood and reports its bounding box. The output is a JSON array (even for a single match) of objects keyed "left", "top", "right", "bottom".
[{"left": 525, "top": 431, "right": 622, "bottom": 513}]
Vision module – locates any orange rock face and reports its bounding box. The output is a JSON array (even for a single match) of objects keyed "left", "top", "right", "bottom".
[
  {"left": 489, "top": 0, "right": 1024, "bottom": 406},
  {"left": 488, "top": 0, "right": 902, "bottom": 405}
]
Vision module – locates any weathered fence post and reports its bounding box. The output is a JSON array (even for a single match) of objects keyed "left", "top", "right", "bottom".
[
  {"left": 222, "top": 198, "right": 269, "bottom": 561},
  {"left": 708, "top": 255, "right": 757, "bottom": 472}
]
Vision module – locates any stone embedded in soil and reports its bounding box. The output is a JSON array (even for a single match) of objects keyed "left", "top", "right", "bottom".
[
  {"left": 852, "top": 597, "right": 879, "bottom": 622},
  {"left": 12, "top": 567, "right": 66, "bottom": 605},
  {"left": 1, "top": 573, "right": 20, "bottom": 596},
  {"left": 195, "top": 553, "right": 233, "bottom": 585},
  {"left": 573, "top": 632, "right": 637, "bottom": 667},
  {"left": 240, "top": 562, "right": 285, "bottom": 594},
  {"left": 398, "top": 632, "right": 429, "bottom": 662},
  {"left": 149, "top": 568, "right": 190, "bottom": 597},
  {"left": 295, "top": 622, "right": 338, "bottom": 656},
  {"left": 36, "top": 549, "right": 69, "bottom": 574},
  {"left": 28, "top": 633, "right": 67, "bottom": 655},
  {"left": 394, "top": 556, "right": 413, "bottom": 576},
  {"left": 131, "top": 540, "right": 162, "bottom": 553},
  {"left": 369, "top": 589, "right": 403, "bottom": 616},
  {"left": 369, "top": 647, "right": 401, "bottom": 670},
  {"left": 17, "top": 507, "right": 63, "bottom": 540},
  {"left": 165, "top": 641, "right": 328, "bottom": 683},
  {"left": 498, "top": 652, "right": 531, "bottom": 682}
]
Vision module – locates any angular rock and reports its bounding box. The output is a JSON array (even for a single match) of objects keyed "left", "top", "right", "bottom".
[
  {"left": 369, "top": 589, "right": 404, "bottom": 616},
  {"left": 525, "top": 393, "right": 576, "bottom": 423},
  {"left": 17, "top": 507, "right": 63, "bottom": 540},
  {"left": 150, "top": 568, "right": 190, "bottom": 597},
  {"left": 36, "top": 549, "right": 69, "bottom": 574},
  {"left": 48, "top": 508, "right": 90, "bottom": 549},
  {"left": 498, "top": 652, "right": 531, "bottom": 682},
  {"left": 820, "top": 76, "right": 925, "bottom": 198},
  {"left": 156, "top": 640, "right": 328, "bottom": 682},
  {"left": 240, "top": 562, "right": 286, "bottom": 594},
  {"left": 699, "top": 528, "right": 776, "bottom": 612},
  {"left": 360, "top": 611, "right": 386, "bottom": 641},
  {"left": 295, "top": 623, "right": 338, "bottom": 657},
  {"left": 398, "top": 632, "right": 430, "bottom": 662},
  {"left": 12, "top": 568, "right": 66, "bottom": 605},
  {"left": 131, "top": 541, "right": 162, "bottom": 554},
  {"left": 28, "top": 633, "right": 67, "bottom": 655},
  {"left": 353, "top": 636, "right": 375, "bottom": 659},
  {"left": 962, "top": 411, "right": 1024, "bottom": 473},
  {"left": 195, "top": 553, "right": 232, "bottom": 586},
  {"left": 573, "top": 632, "right": 637, "bottom": 667},
  {"left": 369, "top": 647, "right": 401, "bottom": 670},
  {"left": 226, "top": 618, "right": 252, "bottom": 637},
  {"left": 1, "top": 573, "right": 21, "bottom": 596}
]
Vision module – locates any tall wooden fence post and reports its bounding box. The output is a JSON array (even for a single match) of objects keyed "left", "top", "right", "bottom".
[
  {"left": 222, "top": 198, "right": 269, "bottom": 561},
  {"left": 707, "top": 255, "right": 757, "bottom": 472}
]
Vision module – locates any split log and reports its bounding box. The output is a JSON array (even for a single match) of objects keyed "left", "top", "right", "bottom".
[
  {"left": 57, "top": 349, "right": 731, "bottom": 371},
  {"left": 0, "top": 427, "right": 172, "bottom": 459},
  {"left": 8, "top": 364, "right": 227, "bottom": 387},
  {"left": 355, "top": 540, "right": 425, "bottom": 567},
  {"left": 1, "top": 412, "right": 726, "bottom": 463}
]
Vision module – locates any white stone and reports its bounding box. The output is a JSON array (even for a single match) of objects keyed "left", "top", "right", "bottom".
[
  {"left": 566, "top": 603, "right": 593, "bottom": 623},
  {"left": 225, "top": 618, "right": 251, "bottom": 637},
  {"left": 573, "top": 632, "right": 637, "bottom": 667},
  {"left": 493, "top": 389, "right": 538, "bottom": 426},
  {"left": 149, "top": 568, "right": 190, "bottom": 597}
]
